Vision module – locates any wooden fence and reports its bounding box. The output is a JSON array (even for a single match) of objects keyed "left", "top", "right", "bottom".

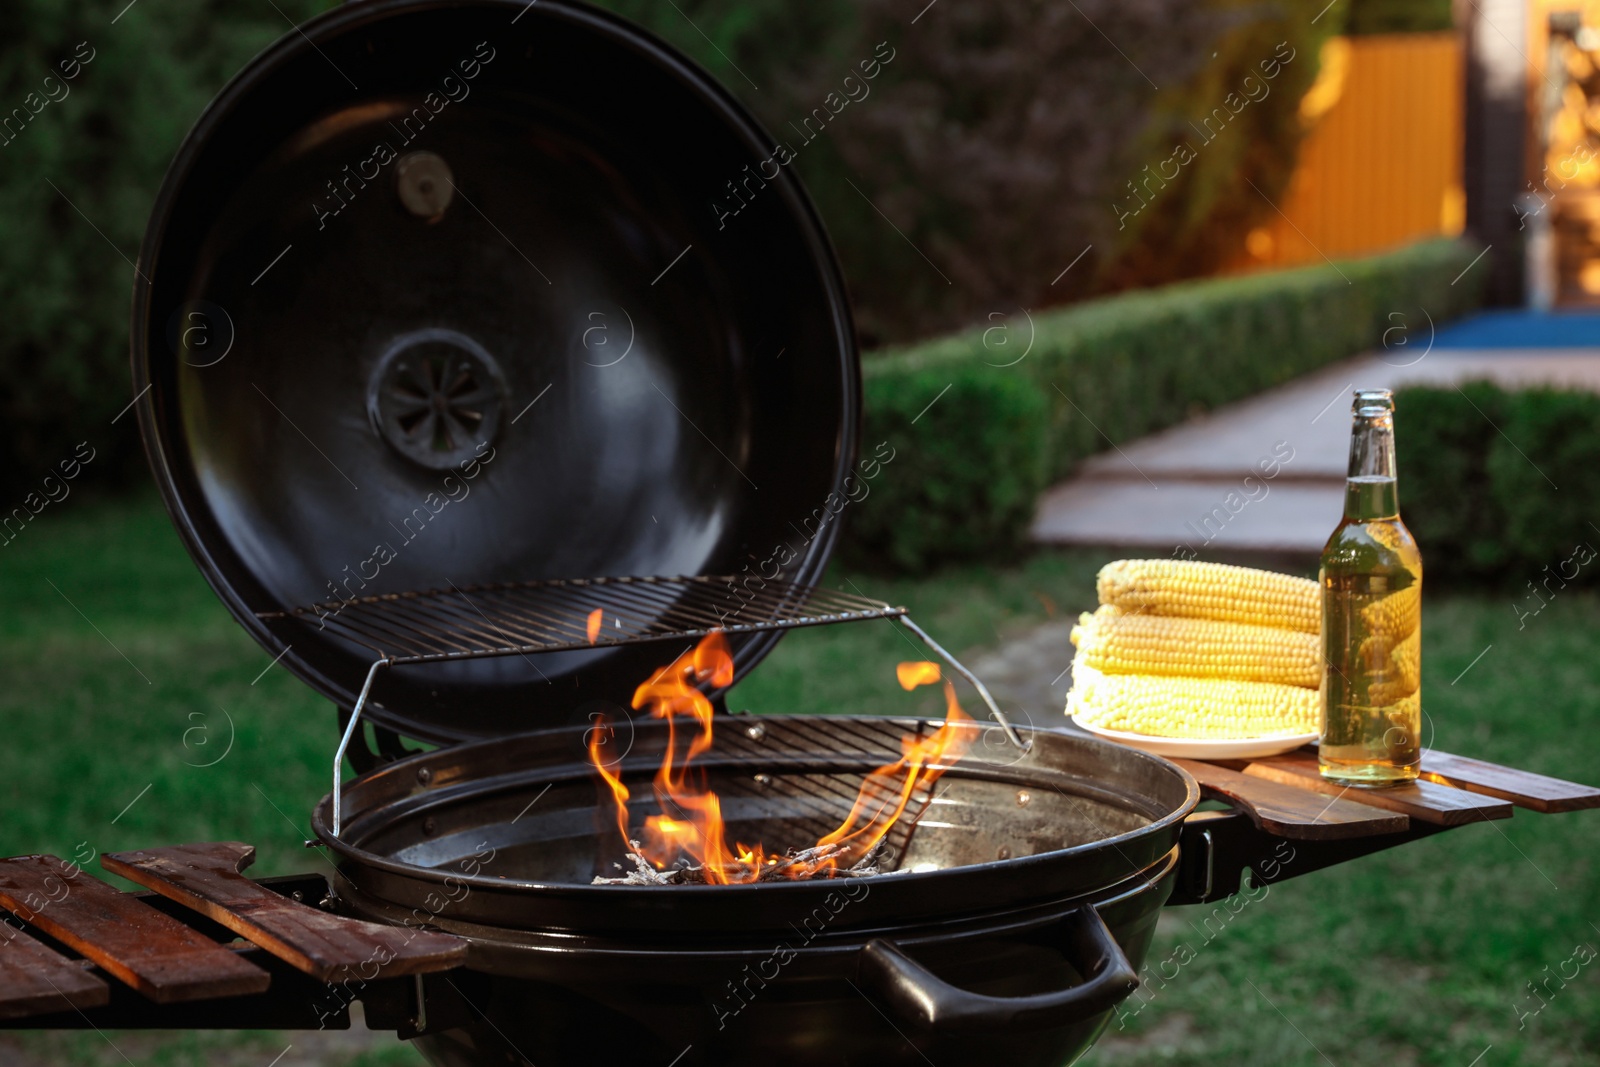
[{"left": 1233, "top": 32, "right": 1465, "bottom": 270}]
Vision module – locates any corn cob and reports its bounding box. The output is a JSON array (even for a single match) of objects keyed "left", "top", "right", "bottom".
[
  {"left": 1359, "top": 581, "right": 1420, "bottom": 640},
  {"left": 1071, "top": 605, "right": 1321, "bottom": 689},
  {"left": 1391, "top": 627, "right": 1420, "bottom": 693},
  {"left": 1067, "top": 664, "right": 1319, "bottom": 739},
  {"left": 1356, "top": 617, "right": 1420, "bottom": 700},
  {"left": 1366, "top": 523, "right": 1405, "bottom": 552},
  {"left": 1097, "top": 559, "right": 1320, "bottom": 635},
  {"left": 1364, "top": 627, "right": 1421, "bottom": 705},
  {"left": 1389, "top": 690, "right": 1421, "bottom": 734}
]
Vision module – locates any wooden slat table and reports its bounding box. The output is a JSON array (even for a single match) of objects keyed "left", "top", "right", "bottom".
[
  {"left": 1417, "top": 750, "right": 1600, "bottom": 812},
  {"left": 1241, "top": 750, "right": 1516, "bottom": 827},
  {"left": 0, "top": 924, "right": 109, "bottom": 1019},
  {"left": 102, "top": 842, "right": 466, "bottom": 983},
  {"left": 1165, "top": 743, "right": 1600, "bottom": 905},
  {"left": 1170, "top": 758, "right": 1410, "bottom": 839},
  {"left": 0, "top": 848, "right": 471, "bottom": 1028},
  {"left": 1220, "top": 744, "right": 1599, "bottom": 829},
  {"left": 0, "top": 855, "right": 268, "bottom": 1004}
]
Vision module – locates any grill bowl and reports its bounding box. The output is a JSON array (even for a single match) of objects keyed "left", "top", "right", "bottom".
[{"left": 315, "top": 717, "right": 1197, "bottom": 1065}]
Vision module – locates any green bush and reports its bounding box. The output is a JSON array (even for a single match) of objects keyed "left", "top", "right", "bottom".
[
  {"left": 1490, "top": 389, "right": 1600, "bottom": 575},
  {"left": 0, "top": 0, "right": 335, "bottom": 498},
  {"left": 846, "top": 238, "right": 1486, "bottom": 572},
  {"left": 1395, "top": 381, "right": 1509, "bottom": 581},
  {"left": 845, "top": 365, "right": 1049, "bottom": 574},
  {"left": 1397, "top": 383, "right": 1600, "bottom": 589}
]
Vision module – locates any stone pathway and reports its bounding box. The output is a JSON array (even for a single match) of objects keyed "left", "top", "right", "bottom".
[
  {"left": 965, "top": 618, "right": 1079, "bottom": 730},
  {"left": 1031, "top": 348, "right": 1600, "bottom": 555}
]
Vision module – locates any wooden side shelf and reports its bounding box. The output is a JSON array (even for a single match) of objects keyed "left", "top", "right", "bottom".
[
  {"left": 0, "top": 847, "right": 469, "bottom": 1023},
  {"left": 1171, "top": 758, "right": 1410, "bottom": 840},
  {"left": 1163, "top": 744, "right": 1597, "bottom": 905},
  {"left": 1240, "top": 750, "right": 1516, "bottom": 827},
  {"left": 1180, "top": 744, "right": 1600, "bottom": 836},
  {"left": 0, "top": 924, "right": 109, "bottom": 1020},
  {"left": 1417, "top": 750, "right": 1600, "bottom": 812},
  {"left": 0, "top": 855, "right": 268, "bottom": 1004},
  {"left": 102, "top": 843, "right": 466, "bottom": 984}
]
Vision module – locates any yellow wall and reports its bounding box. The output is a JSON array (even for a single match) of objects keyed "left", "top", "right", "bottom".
[{"left": 1236, "top": 33, "right": 1465, "bottom": 270}]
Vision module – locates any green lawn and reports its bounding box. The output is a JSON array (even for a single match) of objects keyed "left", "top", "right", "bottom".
[{"left": 1, "top": 491, "right": 1596, "bottom": 1065}]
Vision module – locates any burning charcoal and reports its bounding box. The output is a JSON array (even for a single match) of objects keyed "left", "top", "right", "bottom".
[
  {"left": 593, "top": 838, "right": 897, "bottom": 886},
  {"left": 591, "top": 847, "right": 676, "bottom": 886}
]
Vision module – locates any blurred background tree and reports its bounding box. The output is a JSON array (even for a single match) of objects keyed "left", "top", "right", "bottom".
[
  {"left": 0, "top": 0, "right": 331, "bottom": 495},
  {"left": 606, "top": 0, "right": 1337, "bottom": 342},
  {"left": 0, "top": 0, "right": 1448, "bottom": 497}
]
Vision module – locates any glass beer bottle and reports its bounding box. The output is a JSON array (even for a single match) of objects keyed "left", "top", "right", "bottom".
[{"left": 1319, "top": 389, "right": 1422, "bottom": 785}]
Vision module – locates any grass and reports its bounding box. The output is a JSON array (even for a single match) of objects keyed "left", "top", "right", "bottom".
[
  {"left": 1093, "top": 593, "right": 1600, "bottom": 1066},
  {"left": 1, "top": 490, "right": 1596, "bottom": 1065}
]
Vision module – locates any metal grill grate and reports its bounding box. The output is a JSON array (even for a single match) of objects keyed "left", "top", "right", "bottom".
[
  {"left": 271, "top": 576, "right": 1028, "bottom": 838},
  {"left": 257, "top": 575, "right": 905, "bottom": 665}
]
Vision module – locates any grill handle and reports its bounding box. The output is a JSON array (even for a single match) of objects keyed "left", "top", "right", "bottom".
[{"left": 856, "top": 905, "right": 1137, "bottom": 1032}]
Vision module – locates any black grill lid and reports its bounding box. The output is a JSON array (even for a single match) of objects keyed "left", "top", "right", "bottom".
[{"left": 131, "top": 0, "right": 859, "bottom": 743}]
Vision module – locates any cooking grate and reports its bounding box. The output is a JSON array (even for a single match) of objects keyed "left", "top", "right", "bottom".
[
  {"left": 262, "top": 575, "right": 1029, "bottom": 836},
  {"left": 257, "top": 575, "right": 904, "bottom": 664}
]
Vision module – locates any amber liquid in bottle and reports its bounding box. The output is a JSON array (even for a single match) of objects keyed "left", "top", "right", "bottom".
[{"left": 1319, "top": 390, "right": 1422, "bottom": 786}]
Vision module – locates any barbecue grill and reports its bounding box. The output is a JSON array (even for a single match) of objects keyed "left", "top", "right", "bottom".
[{"left": 2, "top": 1, "right": 1596, "bottom": 1065}]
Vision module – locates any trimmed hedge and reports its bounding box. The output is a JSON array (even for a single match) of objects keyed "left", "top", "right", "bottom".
[
  {"left": 847, "top": 365, "right": 1050, "bottom": 573},
  {"left": 1394, "top": 381, "right": 1509, "bottom": 580},
  {"left": 844, "top": 238, "right": 1487, "bottom": 572},
  {"left": 1399, "top": 383, "right": 1600, "bottom": 587}
]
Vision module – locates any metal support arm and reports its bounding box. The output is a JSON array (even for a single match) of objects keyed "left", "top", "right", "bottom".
[
  {"left": 896, "top": 615, "right": 1031, "bottom": 753},
  {"left": 331, "top": 658, "right": 389, "bottom": 838}
]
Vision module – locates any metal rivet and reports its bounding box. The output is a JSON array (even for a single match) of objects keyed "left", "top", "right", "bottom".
[
  {"left": 422, "top": 816, "right": 436, "bottom": 835},
  {"left": 417, "top": 767, "right": 432, "bottom": 785},
  {"left": 396, "top": 151, "right": 454, "bottom": 219},
  {"left": 997, "top": 846, "right": 1012, "bottom": 860},
  {"left": 1016, "top": 790, "right": 1031, "bottom": 807},
  {"left": 745, "top": 723, "right": 766, "bottom": 742}
]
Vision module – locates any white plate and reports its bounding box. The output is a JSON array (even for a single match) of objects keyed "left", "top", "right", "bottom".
[{"left": 1070, "top": 717, "right": 1317, "bottom": 760}]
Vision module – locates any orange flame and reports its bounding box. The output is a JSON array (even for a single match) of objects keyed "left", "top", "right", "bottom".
[
  {"left": 586, "top": 608, "right": 604, "bottom": 644},
  {"left": 589, "top": 631, "right": 977, "bottom": 884},
  {"left": 815, "top": 680, "right": 975, "bottom": 864},
  {"left": 896, "top": 661, "right": 941, "bottom": 690},
  {"left": 588, "top": 718, "right": 632, "bottom": 846}
]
